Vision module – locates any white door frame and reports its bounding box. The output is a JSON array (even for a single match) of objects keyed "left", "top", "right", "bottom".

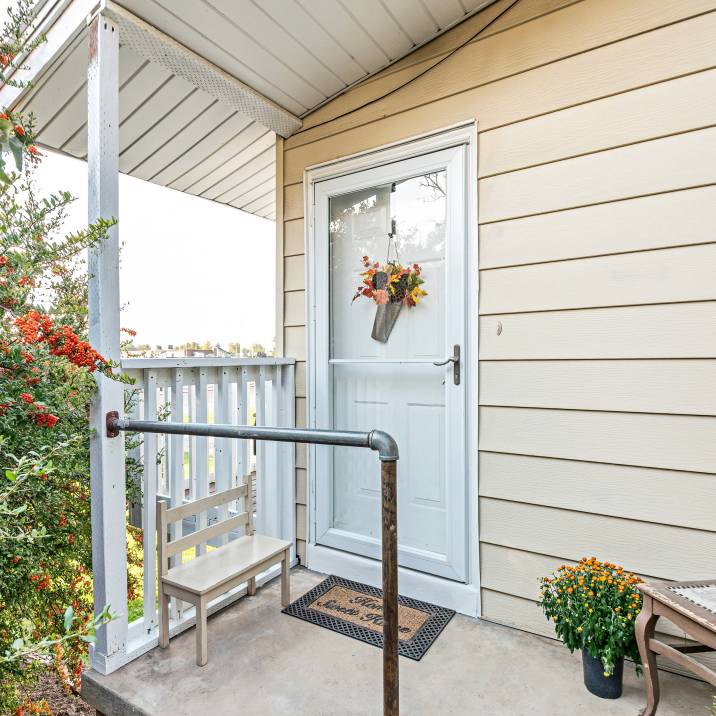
[{"left": 303, "top": 122, "right": 481, "bottom": 616}]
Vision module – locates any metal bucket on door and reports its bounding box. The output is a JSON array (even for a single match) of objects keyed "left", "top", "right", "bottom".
[{"left": 371, "top": 303, "right": 402, "bottom": 343}]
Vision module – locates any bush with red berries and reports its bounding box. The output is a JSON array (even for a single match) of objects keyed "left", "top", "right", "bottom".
[{"left": 0, "top": 3, "right": 123, "bottom": 712}]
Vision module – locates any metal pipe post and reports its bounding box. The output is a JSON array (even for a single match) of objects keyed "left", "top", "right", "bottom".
[{"left": 381, "top": 458, "right": 399, "bottom": 716}]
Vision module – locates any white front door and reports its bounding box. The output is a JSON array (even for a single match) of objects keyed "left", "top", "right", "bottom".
[{"left": 311, "top": 145, "right": 469, "bottom": 583}]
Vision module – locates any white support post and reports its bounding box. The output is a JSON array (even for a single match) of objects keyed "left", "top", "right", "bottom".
[{"left": 87, "top": 13, "right": 127, "bottom": 674}]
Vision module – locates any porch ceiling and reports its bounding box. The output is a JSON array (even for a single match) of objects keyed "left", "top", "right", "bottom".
[
  {"left": 2, "top": 0, "right": 495, "bottom": 221},
  {"left": 14, "top": 27, "right": 279, "bottom": 218}
]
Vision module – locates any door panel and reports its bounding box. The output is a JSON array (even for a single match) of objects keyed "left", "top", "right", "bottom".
[{"left": 313, "top": 146, "right": 467, "bottom": 581}]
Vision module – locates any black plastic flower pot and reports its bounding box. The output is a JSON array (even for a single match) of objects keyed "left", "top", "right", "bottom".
[{"left": 582, "top": 650, "right": 624, "bottom": 699}]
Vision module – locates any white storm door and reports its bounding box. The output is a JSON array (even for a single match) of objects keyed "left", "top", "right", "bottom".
[{"left": 313, "top": 146, "right": 468, "bottom": 582}]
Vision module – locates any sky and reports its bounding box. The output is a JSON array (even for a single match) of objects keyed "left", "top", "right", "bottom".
[{"left": 31, "top": 150, "right": 276, "bottom": 351}]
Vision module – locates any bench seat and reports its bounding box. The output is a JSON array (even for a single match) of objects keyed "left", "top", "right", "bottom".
[
  {"left": 163, "top": 534, "right": 291, "bottom": 596},
  {"left": 157, "top": 484, "right": 292, "bottom": 666}
]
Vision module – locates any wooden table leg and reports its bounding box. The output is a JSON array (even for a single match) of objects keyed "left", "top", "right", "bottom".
[{"left": 636, "top": 595, "right": 661, "bottom": 716}]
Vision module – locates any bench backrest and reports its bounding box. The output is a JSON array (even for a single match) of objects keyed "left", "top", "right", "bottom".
[{"left": 156, "top": 482, "right": 254, "bottom": 576}]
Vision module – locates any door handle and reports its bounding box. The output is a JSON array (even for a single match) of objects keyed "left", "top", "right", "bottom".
[{"left": 433, "top": 344, "right": 460, "bottom": 385}]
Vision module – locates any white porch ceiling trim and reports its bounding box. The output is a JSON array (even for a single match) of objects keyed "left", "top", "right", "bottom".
[{"left": 97, "top": 0, "right": 301, "bottom": 138}]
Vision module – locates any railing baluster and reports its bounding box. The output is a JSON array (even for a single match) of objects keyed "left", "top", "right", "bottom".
[
  {"left": 170, "top": 369, "right": 184, "bottom": 618},
  {"left": 188, "top": 383, "right": 196, "bottom": 500},
  {"left": 254, "top": 366, "right": 265, "bottom": 533},
  {"left": 216, "top": 367, "right": 231, "bottom": 545},
  {"left": 195, "top": 367, "right": 209, "bottom": 555},
  {"left": 142, "top": 369, "right": 158, "bottom": 633},
  {"left": 279, "top": 364, "right": 295, "bottom": 549},
  {"left": 127, "top": 386, "right": 142, "bottom": 528},
  {"left": 237, "top": 367, "right": 249, "bottom": 532},
  {"left": 268, "top": 367, "right": 280, "bottom": 538}
]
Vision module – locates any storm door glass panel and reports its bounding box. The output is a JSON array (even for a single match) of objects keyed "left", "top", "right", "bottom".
[{"left": 328, "top": 172, "right": 449, "bottom": 568}]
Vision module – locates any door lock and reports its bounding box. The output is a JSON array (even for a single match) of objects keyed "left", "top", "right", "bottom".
[{"left": 433, "top": 344, "right": 460, "bottom": 385}]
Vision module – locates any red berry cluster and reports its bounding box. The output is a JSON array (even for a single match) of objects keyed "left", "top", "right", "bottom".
[
  {"left": 13, "top": 390, "right": 59, "bottom": 428},
  {"left": 16, "top": 310, "right": 107, "bottom": 371},
  {"left": 0, "top": 111, "right": 38, "bottom": 156},
  {"left": 29, "top": 573, "right": 51, "bottom": 591}
]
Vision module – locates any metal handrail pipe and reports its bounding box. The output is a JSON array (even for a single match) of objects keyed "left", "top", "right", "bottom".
[
  {"left": 108, "top": 416, "right": 398, "bottom": 462},
  {"left": 105, "top": 411, "right": 400, "bottom": 715}
]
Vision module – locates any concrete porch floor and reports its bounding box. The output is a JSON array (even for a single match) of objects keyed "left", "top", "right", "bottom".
[{"left": 83, "top": 569, "right": 713, "bottom": 715}]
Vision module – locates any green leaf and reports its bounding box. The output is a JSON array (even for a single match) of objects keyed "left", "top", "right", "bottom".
[
  {"left": 8, "top": 135, "right": 23, "bottom": 172},
  {"left": 10, "top": 638, "right": 24, "bottom": 650},
  {"left": 5, "top": 469, "right": 15, "bottom": 481},
  {"left": 0, "top": 164, "right": 12, "bottom": 185},
  {"left": 64, "top": 605, "right": 74, "bottom": 632},
  {"left": 80, "top": 634, "right": 96, "bottom": 643}
]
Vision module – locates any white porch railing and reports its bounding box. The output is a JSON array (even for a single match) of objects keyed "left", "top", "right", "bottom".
[{"left": 120, "top": 357, "right": 295, "bottom": 661}]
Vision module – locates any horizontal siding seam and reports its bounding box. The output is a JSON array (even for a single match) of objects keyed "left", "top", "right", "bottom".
[
  {"left": 479, "top": 233, "right": 716, "bottom": 271},
  {"left": 479, "top": 542, "right": 663, "bottom": 581},
  {"left": 477, "top": 448, "right": 716, "bottom": 477},
  {"left": 479, "top": 495, "right": 716, "bottom": 535},
  {"left": 477, "top": 64, "right": 716, "bottom": 152},
  {"left": 479, "top": 296, "right": 716, "bottom": 317},
  {"left": 478, "top": 181, "right": 716, "bottom": 226},
  {"left": 477, "top": 493, "right": 716, "bottom": 533},
  {"left": 478, "top": 402, "right": 716, "bottom": 418},
  {"left": 479, "top": 120, "right": 716, "bottom": 179},
  {"left": 284, "top": 7, "right": 716, "bottom": 159},
  {"left": 480, "top": 592, "right": 691, "bottom": 651}
]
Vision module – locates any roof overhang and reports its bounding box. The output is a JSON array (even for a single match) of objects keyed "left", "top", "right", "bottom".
[{"left": 0, "top": 0, "right": 497, "bottom": 219}]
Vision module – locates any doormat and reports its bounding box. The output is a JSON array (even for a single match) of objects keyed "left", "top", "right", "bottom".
[{"left": 282, "top": 575, "right": 455, "bottom": 661}]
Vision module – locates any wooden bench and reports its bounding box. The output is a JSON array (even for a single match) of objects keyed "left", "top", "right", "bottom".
[
  {"left": 157, "top": 484, "right": 292, "bottom": 666},
  {"left": 636, "top": 580, "right": 716, "bottom": 715}
]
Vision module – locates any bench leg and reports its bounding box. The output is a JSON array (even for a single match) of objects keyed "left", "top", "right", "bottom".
[
  {"left": 281, "top": 548, "right": 290, "bottom": 607},
  {"left": 159, "top": 586, "right": 170, "bottom": 649},
  {"left": 196, "top": 597, "right": 208, "bottom": 667},
  {"left": 636, "top": 595, "right": 660, "bottom": 716},
  {"left": 248, "top": 576, "right": 257, "bottom": 596}
]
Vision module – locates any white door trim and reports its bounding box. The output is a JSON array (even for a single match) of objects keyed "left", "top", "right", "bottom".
[{"left": 303, "top": 121, "right": 481, "bottom": 617}]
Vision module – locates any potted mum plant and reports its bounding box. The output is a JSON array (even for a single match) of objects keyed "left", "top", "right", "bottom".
[{"left": 539, "top": 557, "right": 643, "bottom": 699}]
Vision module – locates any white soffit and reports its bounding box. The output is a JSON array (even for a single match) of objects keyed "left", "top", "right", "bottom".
[
  {"left": 4, "top": 0, "right": 496, "bottom": 220},
  {"left": 113, "top": 0, "right": 497, "bottom": 117}
]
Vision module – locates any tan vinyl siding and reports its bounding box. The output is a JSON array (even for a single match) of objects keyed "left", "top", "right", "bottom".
[{"left": 278, "top": 0, "right": 716, "bottom": 651}]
